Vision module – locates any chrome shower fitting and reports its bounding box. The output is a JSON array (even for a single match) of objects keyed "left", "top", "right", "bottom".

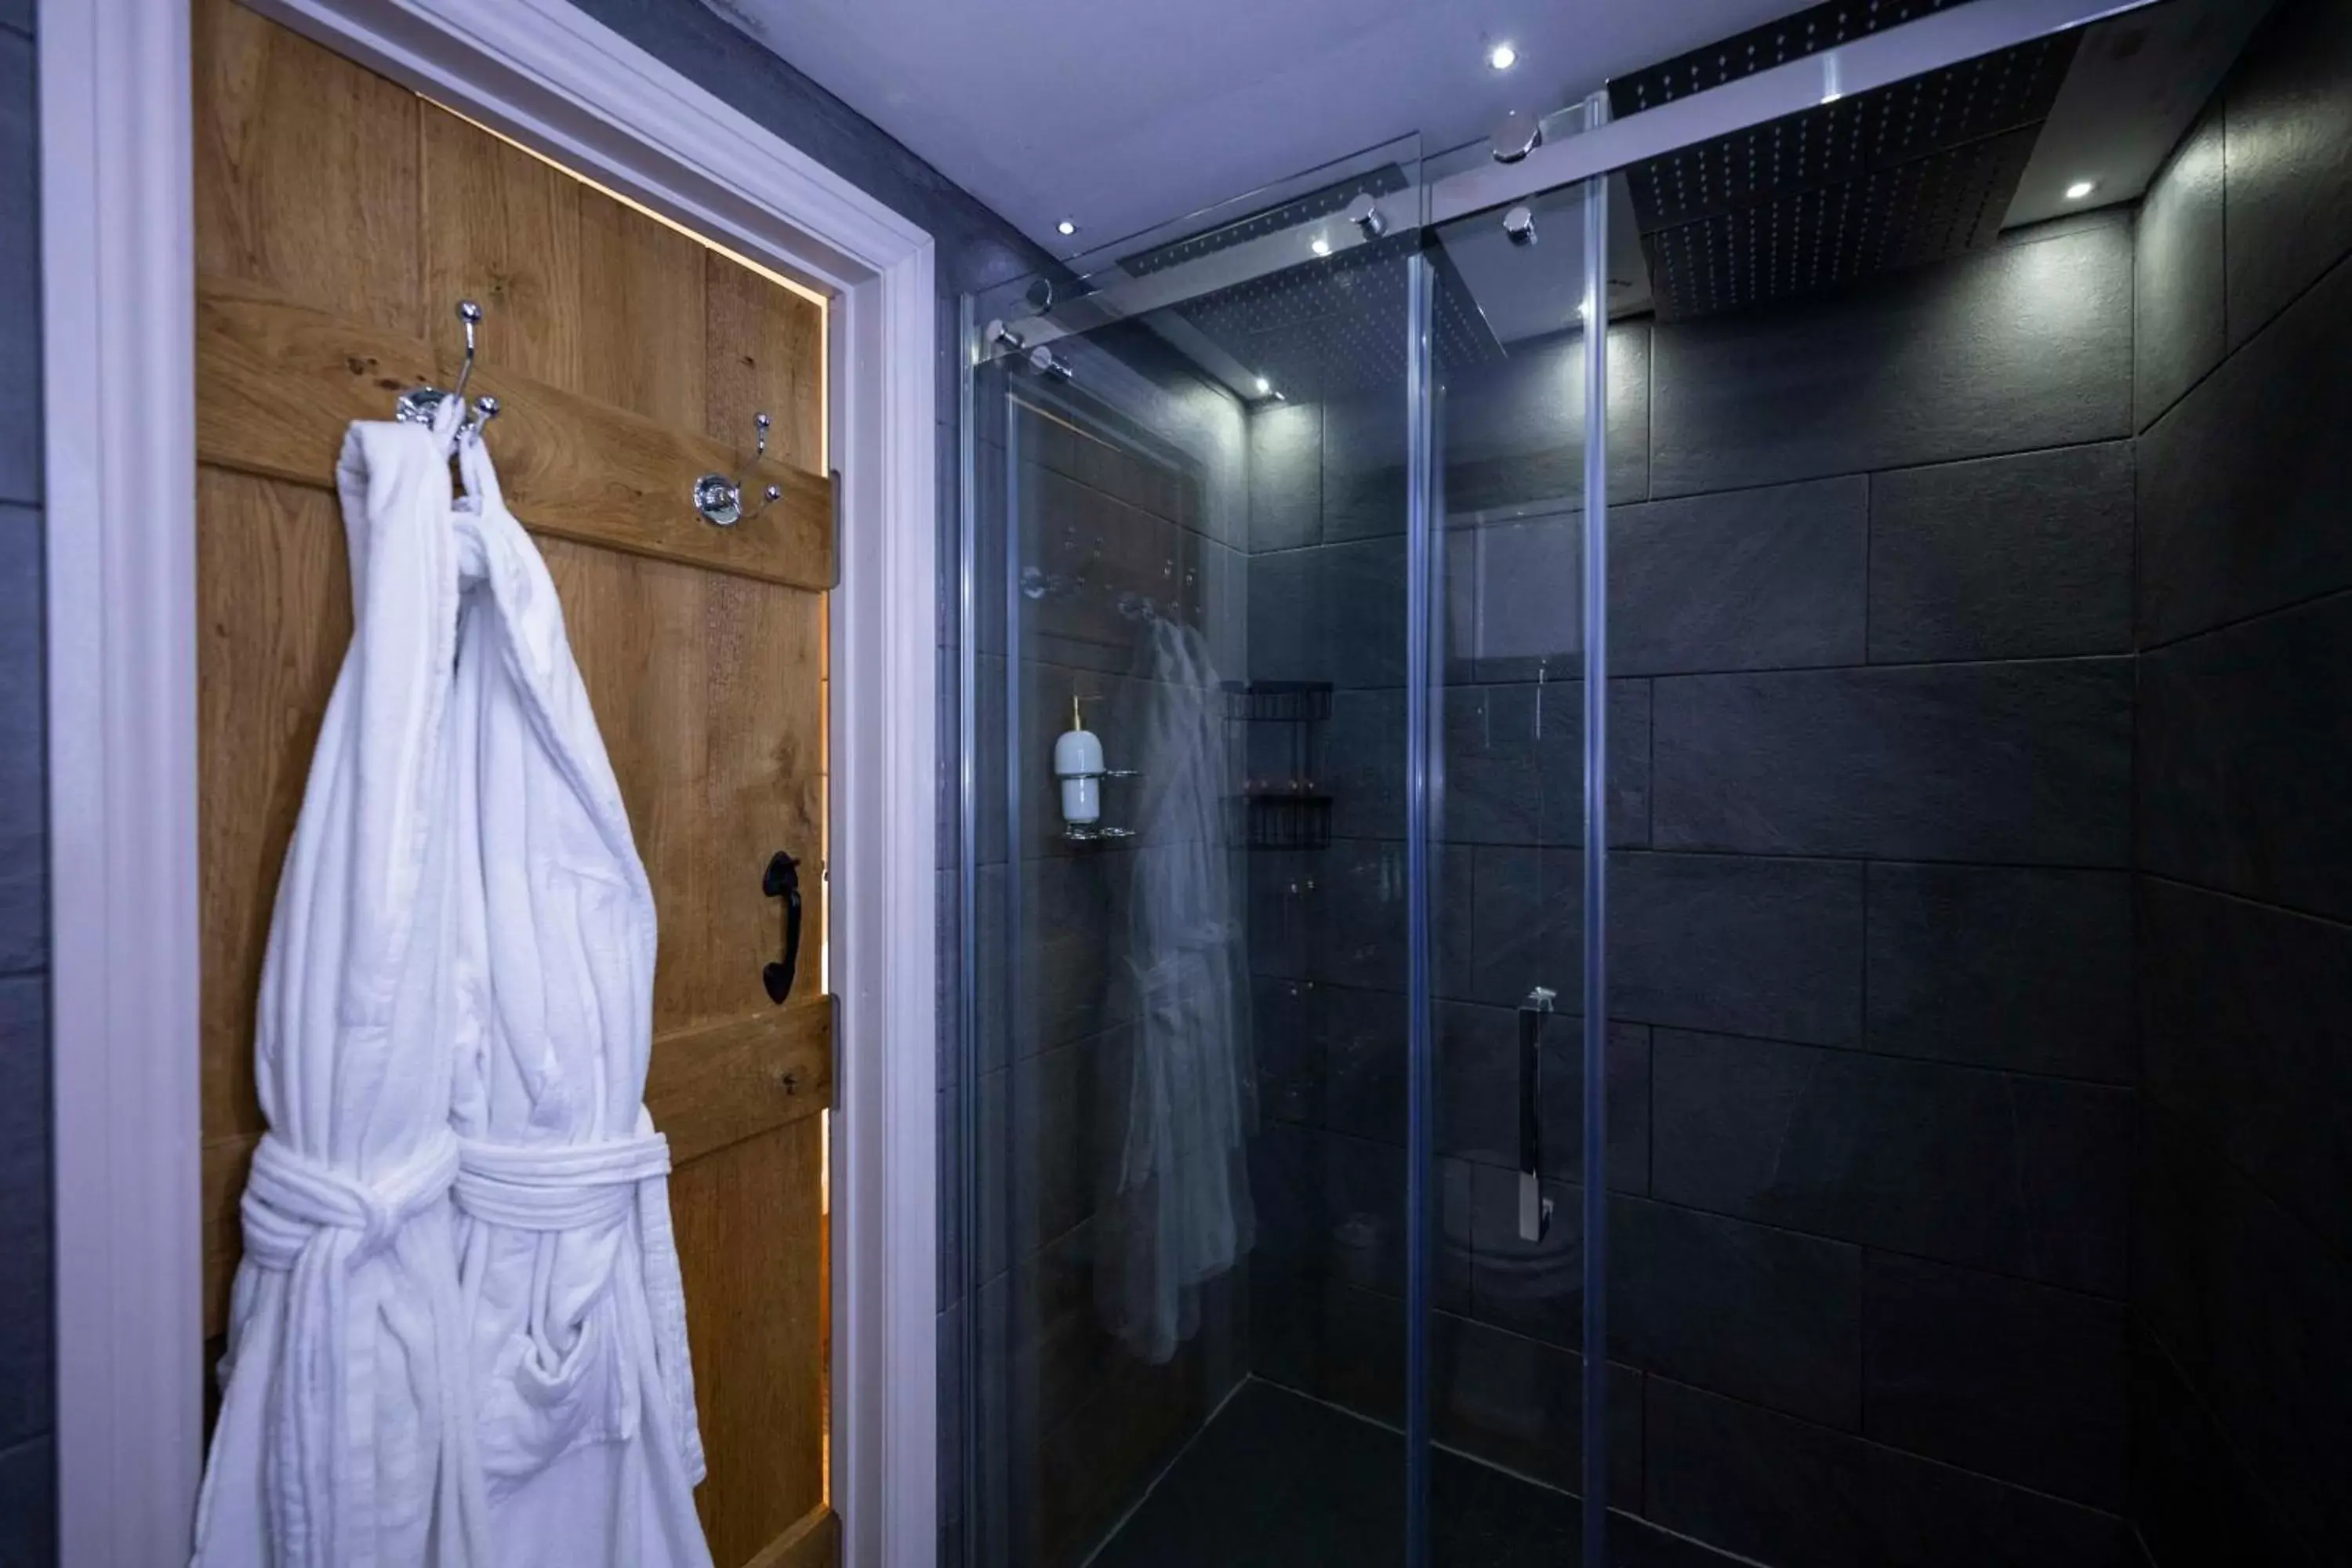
[
  {"left": 1345, "top": 192, "right": 1389, "bottom": 240},
  {"left": 1504, "top": 205, "right": 1537, "bottom": 246},
  {"left": 1490, "top": 107, "right": 1543, "bottom": 163},
  {"left": 982, "top": 319, "right": 1069, "bottom": 377}
]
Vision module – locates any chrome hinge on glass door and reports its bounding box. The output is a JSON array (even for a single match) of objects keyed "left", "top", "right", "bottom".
[{"left": 1519, "top": 985, "right": 1557, "bottom": 1242}]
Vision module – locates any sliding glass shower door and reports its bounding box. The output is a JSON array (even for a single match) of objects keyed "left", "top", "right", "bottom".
[
  {"left": 954, "top": 5, "right": 2155, "bottom": 1563},
  {"left": 1421, "top": 165, "right": 1619, "bottom": 1566},
  {"left": 953, "top": 131, "right": 1617, "bottom": 1563},
  {"left": 953, "top": 140, "right": 1439, "bottom": 1568}
]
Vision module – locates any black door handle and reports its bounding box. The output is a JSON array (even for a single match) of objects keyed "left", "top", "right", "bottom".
[{"left": 763, "top": 851, "right": 803, "bottom": 1004}]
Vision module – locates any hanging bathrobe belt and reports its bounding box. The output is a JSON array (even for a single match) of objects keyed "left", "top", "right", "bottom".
[
  {"left": 238, "top": 1130, "right": 472, "bottom": 1568},
  {"left": 242, "top": 1129, "right": 463, "bottom": 1266},
  {"left": 239, "top": 1125, "right": 673, "bottom": 1240},
  {"left": 450, "top": 1125, "right": 673, "bottom": 1230},
  {"left": 451, "top": 1114, "right": 708, "bottom": 1486},
  {"left": 241, "top": 1121, "right": 699, "bottom": 1487}
]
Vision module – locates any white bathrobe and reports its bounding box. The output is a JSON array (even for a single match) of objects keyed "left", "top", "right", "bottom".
[
  {"left": 1099, "top": 617, "right": 1255, "bottom": 1365},
  {"left": 195, "top": 408, "right": 710, "bottom": 1568}
]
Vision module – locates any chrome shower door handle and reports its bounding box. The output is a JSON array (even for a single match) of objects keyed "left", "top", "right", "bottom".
[{"left": 1519, "top": 985, "right": 1558, "bottom": 1242}]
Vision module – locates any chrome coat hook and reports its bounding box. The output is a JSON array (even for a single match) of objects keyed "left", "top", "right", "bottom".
[
  {"left": 397, "top": 299, "right": 488, "bottom": 430},
  {"left": 695, "top": 412, "right": 783, "bottom": 528},
  {"left": 452, "top": 299, "right": 482, "bottom": 402}
]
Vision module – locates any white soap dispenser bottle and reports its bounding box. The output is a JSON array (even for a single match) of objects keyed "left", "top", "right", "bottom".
[{"left": 1054, "top": 693, "right": 1103, "bottom": 826}]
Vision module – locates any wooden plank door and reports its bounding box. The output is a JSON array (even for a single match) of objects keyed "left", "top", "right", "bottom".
[{"left": 191, "top": 2, "right": 838, "bottom": 1561}]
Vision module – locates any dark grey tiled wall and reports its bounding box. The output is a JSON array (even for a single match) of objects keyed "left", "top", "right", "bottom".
[
  {"left": 1244, "top": 211, "right": 2143, "bottom": 1566},
  {"left": 1647, "top": 212, "right": 2134, "bottom": 499},
  {"left": 2129, "top": 2, "right": 2352, "bottom": 1563},
  {"left": 0, "top": 7, "right": 51, "bottom": 1566}
]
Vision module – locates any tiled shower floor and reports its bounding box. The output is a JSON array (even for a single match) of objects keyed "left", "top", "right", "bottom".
[{"left": 1087, "top": 1379, "right": 1733, "bottom": 1568}]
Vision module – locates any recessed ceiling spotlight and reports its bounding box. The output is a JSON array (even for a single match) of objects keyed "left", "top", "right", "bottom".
[
  {"left": 1057, "top": 218, "right": 1077, "bottom": 236},
  {"left": 1254, "top": 376, "right": 1272, "bottom": 396},
  {"left": 1310, "top": 235, "right": 1333, "bottom": 256},
  {"left": 1489, "top": 42, "right": 1518, "bottom": 71},
  {"left": 2064, "top": 179, "right": 2098, "bottom": 201}
]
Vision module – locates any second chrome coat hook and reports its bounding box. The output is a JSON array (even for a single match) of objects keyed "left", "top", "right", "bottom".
[
  {"left": 695, "top": 412, "right": 783, "bottom": 528},
  {"left": 397, "top": 299, "right": 501, "bottom": 441}
]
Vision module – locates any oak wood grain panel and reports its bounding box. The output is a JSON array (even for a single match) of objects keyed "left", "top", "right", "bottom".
[
  {"left": 696, "top": 564, "right": 827, "bottom": 1014},
  {"left": 194, "top": 0, "right": 421, "bottom": 335},
  {"left": 419, "top": 104, "right": 581, "bottom": 390},
  {"left": 200, "top": 1110, "right": 267, "bottom": 1334},
  {"left": 673, "top": 1117, "right": 829, "bottom": 1564},
  {"left": 195, "top": 11, "right": 836, "bottom": 1550},
  {"left": 644, "top": 1002, "right": 833, "bottom": 1170},
  {"left": 473, "top": 375, "right": 833, "bottom": 590},
  {"left": 705, "top": 256, "right": 825, "bottom": 475},
  {"left": 580, "top": 186, "right": 707, "bottom": 430},
  {"left": 196, "top": 286, "right": 836, "bottom": 590},
  {"left": 195, "top": 466, "right": 352, "bottom": 1332},
  {"left": 742, "top": 1506, "right": 840, "bottom": 1568},
  {"left": 194, "top": 281, "right": 438, "bottom": 482},
  {"left": 542, "top": 534, "right": 826, "bottom": 1036}
]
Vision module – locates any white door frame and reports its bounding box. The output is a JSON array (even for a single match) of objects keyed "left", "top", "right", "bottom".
[{"left": 38, "top": 1, "right": 938, "bottom": 1563}]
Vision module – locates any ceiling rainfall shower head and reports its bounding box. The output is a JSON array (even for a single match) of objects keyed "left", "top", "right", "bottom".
[
  {"left": 1608, "top": 0, "right": 2079, "bottom": 321},
  {"left": 1109, "top": 164, "right": 1508, "bottom": 402}
]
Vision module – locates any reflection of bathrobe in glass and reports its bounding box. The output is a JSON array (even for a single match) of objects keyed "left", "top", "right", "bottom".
[
  {"left": 1101, "top": 617, "right": 1254, "bottom": 1365},
  {"left": 194, "top": 411, "right": 710, "bottom": 1568}
]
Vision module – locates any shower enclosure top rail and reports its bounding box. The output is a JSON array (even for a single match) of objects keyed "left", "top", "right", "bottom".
[{"left": 980, "top": 0, "right": 2157, "bottom": 354}]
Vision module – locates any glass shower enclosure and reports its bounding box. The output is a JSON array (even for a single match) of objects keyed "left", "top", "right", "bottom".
[
  {"left": 952, "top": 1, "right": 2197, "bottom": 1561},
  {"left": 953, "top": 126, "right": 1618, "bottom": 1563}
]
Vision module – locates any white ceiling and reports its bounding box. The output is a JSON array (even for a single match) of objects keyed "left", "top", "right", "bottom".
[{"left": 702, "top": 0, "right": 1813, "bottom": 255}]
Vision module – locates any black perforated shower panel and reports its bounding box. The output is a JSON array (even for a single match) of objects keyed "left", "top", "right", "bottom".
[
  {"left": 1610, "top": 0, "right": 1979, "bottom": 113},
  {"left": 1612, "top": 0, "right": 2078, "bottom": 321},
  {"left": 1152, "top": 232, "right": 1504, "bottom": 403},
  {"left": 1642, "top": 123, "right": 2041, "bottom": 319},
  {"left": 1625, "top": 38, "right": 2074, "bottom": 230},
  {"left": 1109, "top": 165, "right": 1508, "bottom": 402},
  {"left": 1117, "top": 165, "right": 1414, "bottom": 278}
]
